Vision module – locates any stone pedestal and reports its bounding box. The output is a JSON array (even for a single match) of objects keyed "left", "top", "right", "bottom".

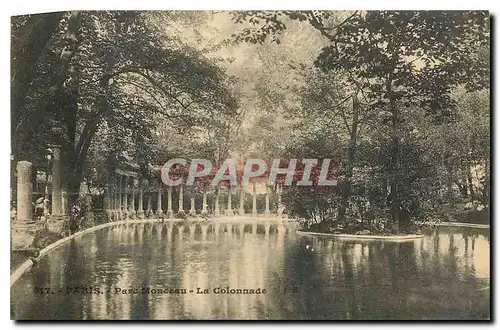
[
  {"left": 47, "top": 215, "right": 68, "bottom": 236},
  {"left": 11, "top": 224, "right": 36, "bottom": 250}
]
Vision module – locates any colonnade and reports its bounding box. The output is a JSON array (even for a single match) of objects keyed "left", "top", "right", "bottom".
[{"left": 107, "top": 170, "right": 284, "bottom": 220}]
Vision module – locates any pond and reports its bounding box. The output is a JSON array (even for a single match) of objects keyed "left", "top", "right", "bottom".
[{"left": 10, "top": 222, "right": 490, "bottom": 320}]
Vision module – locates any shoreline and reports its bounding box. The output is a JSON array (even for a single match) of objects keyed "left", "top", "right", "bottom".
[
  {"left": 296, "top": 230, "right": 424, "bottom": 242},
  {"left": 434, "top": 222, "right": 489, "bottom": 229}
]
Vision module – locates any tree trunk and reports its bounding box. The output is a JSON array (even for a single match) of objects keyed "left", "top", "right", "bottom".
[
  {"left": 387, "top": 76, "right": 403, "bottom": 233},
  {"left": 467, "top": 167, "right": 475, "bottom": 201},
  {"left": 337, "top": 92, "right": 359, "bottom": 224}
]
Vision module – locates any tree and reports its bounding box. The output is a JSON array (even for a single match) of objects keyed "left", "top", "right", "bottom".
[
  {"left": 11, "top": 11, "right": 239, "bottom": 201},
  {"left": 232, "top": 10, "right": 490, "bottom": 231}
]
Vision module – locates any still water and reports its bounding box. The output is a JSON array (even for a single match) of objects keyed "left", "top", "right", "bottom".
[{"left": 11, "top": 222, "right": 490, "bottom": 320}]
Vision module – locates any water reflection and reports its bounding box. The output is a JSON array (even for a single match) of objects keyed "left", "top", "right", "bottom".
[{"left": 11, "top": 223, "right": 490, "bottom": 320}]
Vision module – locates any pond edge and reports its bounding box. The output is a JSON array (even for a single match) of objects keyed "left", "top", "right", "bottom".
[
  {"left": 435, "top": 222, "right": 489, "bottom": 229},
  {"left": 10, "top": 219, "right": 166, "bottom": 287},
  {"left": 296, "top": 230, "right": 424, "bottom": 241}
]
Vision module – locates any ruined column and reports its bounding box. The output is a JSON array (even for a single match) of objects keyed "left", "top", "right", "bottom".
[
  {"left": 51, "top": 146, "right": 62, "bottom": 216},
  {"left": 12, "top": 161, "right": 36, "bottom": 249},
  {"left": 156, "top": 184, "right": 163, "bottom": 216},
  {"left": 252, "top": 182, "right": 257, "bottom": 217},
  {"left": 214, "top": 186, "right": 220, "bottom": 217},
  {"left": 265, "top": 184, "right": 270, "bottom": 217},
  {"left": 227, "top": 185, "right": 233, "bottom": 216},
  {"left": 239, "top": 186, "right": 245, "bottom": 216},
  {"left": 178, "top": 184, "right": 184, "bottom": 213},
  {"left": 137, "top": 181, "right": 144, "bottom": 219}
]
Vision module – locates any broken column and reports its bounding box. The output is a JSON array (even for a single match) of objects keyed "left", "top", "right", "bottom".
[{"left": 12, "top": 161, "right": 36, "bottom": 249}]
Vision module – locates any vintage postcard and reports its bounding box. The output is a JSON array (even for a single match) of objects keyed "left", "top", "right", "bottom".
[{"left": 10, "top": 10, "right": 490, "bottom": 320}]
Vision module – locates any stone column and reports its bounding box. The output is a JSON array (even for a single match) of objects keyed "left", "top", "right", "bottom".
[
  {"left": 201, "top": 188, "right": 208, "bottom": 215},
  {"left": 277, "top": 184, "right": 283, "bottom": 218},
  {"left": 239, "top": 186, "right": 245, "bottom": 215},
  {"left": 265, "top": 184, "right": 270, "bottom": 217},
  {"left": 178, "top": 184, "right": 184, "bottom": 213},
  {"left": 118, "top": 175, "right": 123, "bottom": 219},
  {"left": 214, "top": 186, "right": 220, "bottom": 217},
  {"left": 61, "top": 190, "right": 68, "bottom": 215},
  {"left": 12, "top": 161, "right": 36, "bottom": 249},
  {"left": 116, "top": 179, "right": 121, "bottom": 220},
  {"left": 112, "top": 178, "right": 118, "bottom": 220},
  {"left": 147, "top": 188, "right": 152, "bottom": 218},
  {"left": 252, "top": 182, "right": 257, "bottom": 217},
  {"left": 129, "top": 181, "right": 136, "bottom": 218},
  {"left": 51, "top": 146, "right": 62, "bottom": 216},
  {"left": 189, "top": 194, "right": 196, "bottom": 216},
  {"left": 123, "top": 176, "right": 129, "bottom": 219},
  {"left": 227, "top": 185, "right": 233, "bottom": 216},
  {"left": 156, "top": 185, "right": 163, "bottom": 216},
  {"left": 104, "top": 184, "right": 111, "bottom": 220},
  {"left": 137, "top": 181, "right": 144, "bottom": 219},
  {"left": 167, "top": 185, "right": 174, "bottom": 218}
]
